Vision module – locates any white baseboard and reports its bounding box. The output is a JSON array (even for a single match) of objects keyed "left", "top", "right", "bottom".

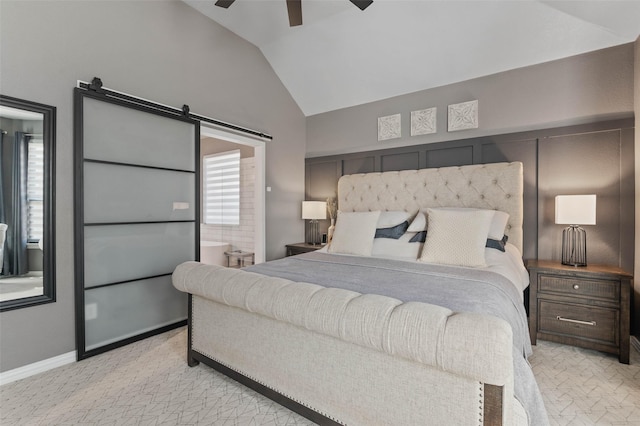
[{"left": 0, "top": 351, "right": 76, "bottom": 386}]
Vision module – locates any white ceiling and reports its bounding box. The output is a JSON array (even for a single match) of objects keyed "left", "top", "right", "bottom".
[{"left": 184, "top": 0, "right": 640, "bottom": 116}]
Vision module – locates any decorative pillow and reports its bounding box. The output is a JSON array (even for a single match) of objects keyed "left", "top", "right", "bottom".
[
  {"left": 485, "top": 235, "right": 509, "bottom": 252},
  {"left": 410, "top": 231, "right": 508, "bottom": 252},
  {"left": 375, "top": 221, "right": 409, "bottom": 239},
  {"left": 488, "top": 210, "right": 510, "bottom": 241},
  {"left": 372, "top": 232, "right": 422, "bottom": 260},
  {"left": 377, "top": 211, "right": 411, "bottom": 228},
  {"left": 407, "top": 211, "right": 427, "bottom": 232},
  {"left": 409, "top": 231, "right": 427, "bottom": 243},
  {"left": 419, "top": 208, "right": 493, "bottom": 267},
  {"left": 430, "top": 207, "right": 509, "bottom": 240},
  {"left": 328, "top": 211, "right": 381, "bottom": 256}
]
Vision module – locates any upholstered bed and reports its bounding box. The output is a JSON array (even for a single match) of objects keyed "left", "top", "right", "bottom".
[{"left": 172, "top": 162, "right": 548, "bottom": 425}]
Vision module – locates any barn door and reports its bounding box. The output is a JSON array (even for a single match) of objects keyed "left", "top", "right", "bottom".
[{"left": 74, "top": 81, "right": 199, "bottom": 359}]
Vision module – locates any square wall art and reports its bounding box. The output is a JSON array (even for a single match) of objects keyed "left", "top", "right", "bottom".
[
  {"left": 448, "top": 100, "right": 478, "bottom": 132},
  {"left": 411, "top": 107, "right": 437, "bottom": 136},
  {"left": 378, "top": 113, "right": 401, "bottom": 141}
]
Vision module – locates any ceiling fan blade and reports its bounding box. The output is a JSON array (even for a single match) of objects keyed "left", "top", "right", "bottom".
[
  {"left": 287, "top": 0, "right": 303, "bottom": 27},
  {"left": 349, "top": 0, "right": 373, "bottom": 11},
  {"left": 215, "top": 0, "right": 236, "bottom": 8}
]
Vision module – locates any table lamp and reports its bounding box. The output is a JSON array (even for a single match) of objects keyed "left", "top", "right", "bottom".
[
  {"left": 302, "top": 201, "right": 326, "bottom": 246},
  {"left": 555, "top": 194, "right": 596, "bottom": 267}
]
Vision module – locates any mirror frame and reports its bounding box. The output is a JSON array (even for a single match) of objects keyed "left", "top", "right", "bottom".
[{"left": 0, "top": 94, "right": 56, "bottom": 311}]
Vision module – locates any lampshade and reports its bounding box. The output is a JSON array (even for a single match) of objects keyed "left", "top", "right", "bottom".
[
  {"left": 555, "top": 195, "right": 596, "bottom": 225},
  {"left": 302, "top": 201, "right": 327, "bottom": 220}
]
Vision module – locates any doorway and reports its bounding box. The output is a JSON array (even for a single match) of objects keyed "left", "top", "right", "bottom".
[{"left": 199, "top": 125, "right": 265, "bottom": 265}]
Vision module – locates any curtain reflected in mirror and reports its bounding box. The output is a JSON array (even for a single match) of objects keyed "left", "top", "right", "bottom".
[{"left": 0, "top": 95, "right": 55, "bottom": 311}]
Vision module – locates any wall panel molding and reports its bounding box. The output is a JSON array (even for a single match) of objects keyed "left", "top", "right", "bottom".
[{"left": 306, "top": 119, "right": 634, "bottom": 273}]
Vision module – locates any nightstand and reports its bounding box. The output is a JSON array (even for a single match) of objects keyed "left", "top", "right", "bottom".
[
  {"left": 285, "top": 242, "right": 325, "bottom": 257},
  {"left": 526, "top": 260, "right": 632, "bottom": 364}
]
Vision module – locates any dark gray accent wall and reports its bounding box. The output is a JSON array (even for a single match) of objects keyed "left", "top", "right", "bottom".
[
  {"left": 0, "top": 0, "right": 305, "bottom": 372},
  {"left": 306, "top": 119, "right": 635, "bottom": 277},
  {"left": 537, "top": 129, "right": 633, "bottom": 270}
]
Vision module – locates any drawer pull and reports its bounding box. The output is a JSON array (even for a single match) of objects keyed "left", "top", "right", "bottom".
[
  {"left": 573, "top": 284, "right": 579, "bottom": 290},
  {"left": 556, "top": 315, "right": 596, "bottom": 326}
]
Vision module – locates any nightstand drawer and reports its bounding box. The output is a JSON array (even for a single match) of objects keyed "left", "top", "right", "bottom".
[
  {"left": 538, "top": 300, "right": 618, "bottom": 345},
  {"left": 538, "top": 275, "right": 619, "bottom": 301},
  {"left": 285, "top": 243, "right": 325, "bottom": 257},
  {"left": 288, "top": 246, "right": 311, "bottom": 256}
]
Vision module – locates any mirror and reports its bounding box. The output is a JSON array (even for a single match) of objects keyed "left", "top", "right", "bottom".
[{"left": 0, "top": 95, "right": 55, "bottom": 311}]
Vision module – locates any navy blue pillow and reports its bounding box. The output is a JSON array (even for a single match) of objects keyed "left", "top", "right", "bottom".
[
  {"left": 485, "top": 235, "right": 509, "bottom": 252},
  {"left": 375, "top": 221, "right": 409, "bottom": 239},
  {"left": 409, "top": 231, "right": 427, "bottom": 243},
  {"left": 409, "top": 232, "right": 508, "bottom": 252}
]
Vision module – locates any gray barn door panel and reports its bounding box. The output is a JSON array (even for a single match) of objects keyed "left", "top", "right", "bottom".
[{"left": 74, "top": 88, "right": 198, "bottom": 359}]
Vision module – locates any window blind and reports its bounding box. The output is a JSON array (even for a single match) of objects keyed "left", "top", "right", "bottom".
[
  {"left": 27, "top": 138, "right": 44, "bottom": 242},
  {"left": 203, "top": 150, "right": 240, "bottom": 226}
]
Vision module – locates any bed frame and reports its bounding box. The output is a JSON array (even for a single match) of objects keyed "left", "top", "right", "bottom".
[
  {"left": 176, "top": 162, "right": 526, "bottom": 425},
  {"left": 337, "top": 162, "right": 523, "bottom": 253}
]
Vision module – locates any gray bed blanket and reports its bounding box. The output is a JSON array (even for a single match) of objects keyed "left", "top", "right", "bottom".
[{"left": 244, "top": 252, "right": 549, "bottom": 426}]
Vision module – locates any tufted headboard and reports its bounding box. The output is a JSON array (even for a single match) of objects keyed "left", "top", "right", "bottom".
[{"left": 337, "top": 162, "right": 524, "bottom": 253}]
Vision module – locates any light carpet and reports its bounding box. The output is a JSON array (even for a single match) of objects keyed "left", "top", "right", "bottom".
[{"left": 1, "top": 327, "right": 638, "bottom": 425}]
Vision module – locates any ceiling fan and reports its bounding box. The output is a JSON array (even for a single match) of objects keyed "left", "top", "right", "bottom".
[{"left": 214, "top": 0, "right": 374, "bottom": 27}]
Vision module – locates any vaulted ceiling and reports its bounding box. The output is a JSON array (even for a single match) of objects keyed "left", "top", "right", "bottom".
[{"left": 184, "top": 0, "right": 640, "bottom": 116}]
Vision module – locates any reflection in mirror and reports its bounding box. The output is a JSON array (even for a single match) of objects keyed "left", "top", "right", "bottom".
[{"left": 0, "top": 95, "right": 55, "bottom": 311}]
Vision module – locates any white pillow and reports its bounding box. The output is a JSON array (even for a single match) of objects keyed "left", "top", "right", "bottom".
[
  {"left": 419, "top": 208, "right": 493, "bottom": 267},
  {"left": 371, "top": 232, "right": 422, "bottom": 261},
  {"left": 377, "top": 211, "right": 411, "bottom": 228},
  {"left": 429, "top": 208, "right": 509, "bottom": 240},
  {"left": 407, "top": 211, "right": 427, "bottom": 232},
  {"left": 328, "top": 211, "right": 381, "bottom": 256},
  {"left": 488, "top": 210, "right": 510, "bottom": 240}
]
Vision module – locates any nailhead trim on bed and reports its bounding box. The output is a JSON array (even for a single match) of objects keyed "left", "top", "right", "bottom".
[
  {"left": 195, "top": 346, "right": 347, "bottom": 425},
  {"left": 479, "top": 382, "right": 484, "bottom": 426}
]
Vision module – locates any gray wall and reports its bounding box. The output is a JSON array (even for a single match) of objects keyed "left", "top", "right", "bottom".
[
  {"left": 0, "top": 0, "right": 305, "bottom": 372},
  {"left": 306, "top": 43, "right": 635, "bottom": 158}
]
